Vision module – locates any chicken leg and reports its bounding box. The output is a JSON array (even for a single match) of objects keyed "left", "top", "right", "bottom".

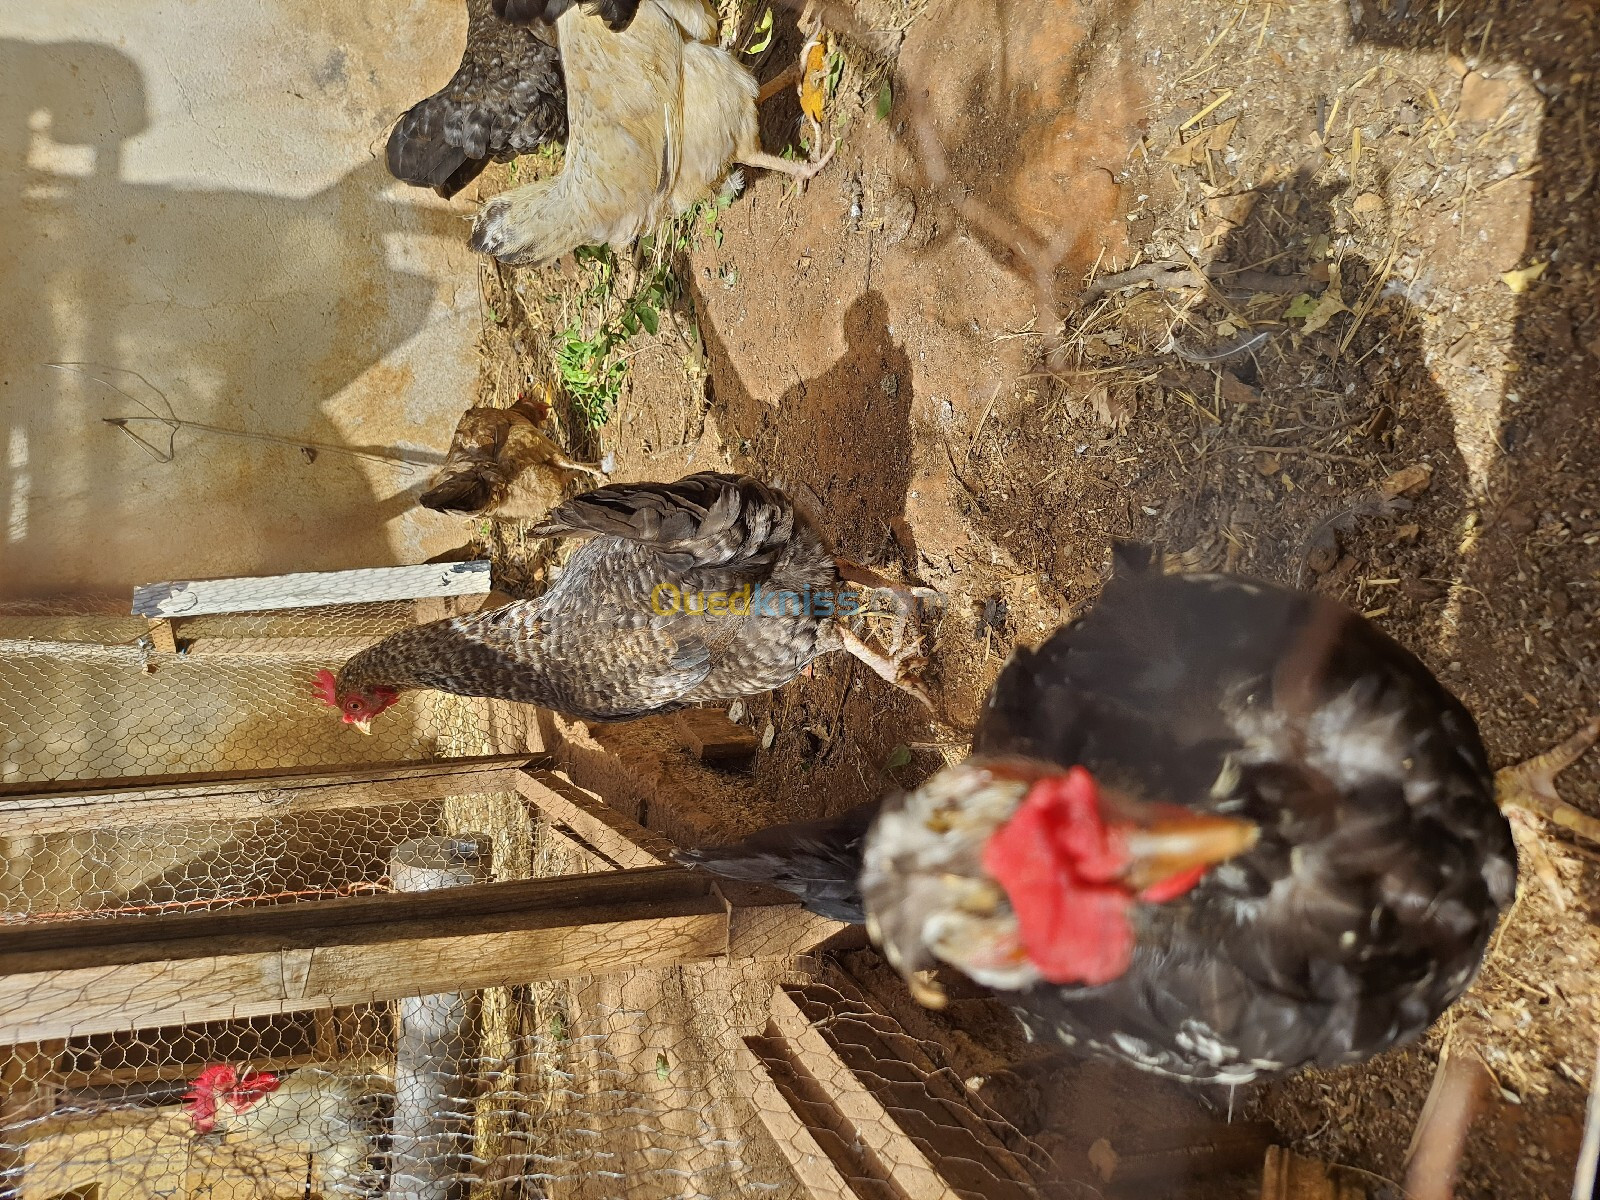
[
  {"left": 830, "top": 557, "right": 939, "bottom": 710},
  {"left": 835, "top": 623, "right": 934, "bottom": 710},
  {"left": 1494, "top": 715, "right": 1600, "bottom": 842}
]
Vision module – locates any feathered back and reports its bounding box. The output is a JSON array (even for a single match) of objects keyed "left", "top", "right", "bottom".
[
  {"left": 469, "top": 0, "right": 686, "bottom": 265},
  {"left": 532, "top": 472, "right": 802, "bottom": 590},
  {"left": 975, "top": 543, "right": 1515, "bottom": 1080},
  {"left": 386, "top": 0, "right": 565, "bottom": 198}
]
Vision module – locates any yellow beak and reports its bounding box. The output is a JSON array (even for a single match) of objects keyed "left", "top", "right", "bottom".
[
  {"left": 1121, "top": 810, "right": 1259, "bottom": 892},
  {"left": 350, "top": 717, "right": 373, "bottom": 735}
]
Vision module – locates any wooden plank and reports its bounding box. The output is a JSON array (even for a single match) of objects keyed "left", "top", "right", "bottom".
[
  {"left": 0, "top": 756, "right": 536, "bottom": 833},
  {"left": 769, "top": 988, "right": 960, "bottom": 1200},
  {"left": 674, "top": 709, "right": 759, "bottom": 766},
  {"left": 727, "top": 903, "right": 849, "bottom": 961},
  {"left": 1261, "top": 1147, "right": 1367, "bottom": 1200},
  {"left": 0, "top": 867, "right": 742, "bottom": 1043},
  {"left": 808, "top": 973, "right": 1040, "bottom": 1198},
  {"left": 0, "top": 754, "right": 538, "bottom": 803},
  {"left": 131, "top": 561, "right": 491, "bottom": 618},
  {"left": 724, "top": 1033, "right": 860, "bottom": 1200},
  {"left": 514, "top": 768, "right": 677, "bottom": 869},
  {"left": 145, "top": 617, "right": 178, "bottom": 654}
]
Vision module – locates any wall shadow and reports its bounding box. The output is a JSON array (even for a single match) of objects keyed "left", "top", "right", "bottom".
[{"left": 0, "top": 38, "right": 464, "bottom": 598}]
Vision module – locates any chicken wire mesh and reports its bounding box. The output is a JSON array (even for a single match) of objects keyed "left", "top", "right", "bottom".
[
  {"left": 0, "top": 598, "right": 508, "bottom": 785},
  {"left": 1, "top": 973, "right": 1075, "bottom": 1200},
  {"left": 0, "top": 784, "right": 595, "bottom": 925},
  {"left": 1, "top": 598, "right": 1072, "bottom": 1200}
]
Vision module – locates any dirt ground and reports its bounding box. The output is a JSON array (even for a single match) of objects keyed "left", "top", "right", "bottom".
[{"left": 449, "top": 0, "right": 1600, "bottom": 1195}]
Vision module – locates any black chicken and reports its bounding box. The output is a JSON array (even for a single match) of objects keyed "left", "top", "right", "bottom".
[
  {"left": 681, "top": 545, "right": 1535, "bottom": 1083},
  {"left": 317, "top": 473, "right": 931, "bottom": 731},
  {"left": 387, "top": 0, "right": 567, "bottom": 199},
  {"left": 495, "top": 0, "right": 642, "bottom": 29}
]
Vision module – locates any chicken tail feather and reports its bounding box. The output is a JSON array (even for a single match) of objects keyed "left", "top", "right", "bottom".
[
  {"left": 675, "top": 803, "right": 877, "bottom": 923},
  {"left": 420, "top": 472, "right": 497, "bottom": 515}
]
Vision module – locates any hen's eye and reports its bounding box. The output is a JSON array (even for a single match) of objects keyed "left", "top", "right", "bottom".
[{"left": 346, "top": 700, "right": 361, "bottom": 711}]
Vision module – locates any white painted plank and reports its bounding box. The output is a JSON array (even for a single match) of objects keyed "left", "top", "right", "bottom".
[{"left": 131, "top": 562, "right": 492, "bottom": 617}]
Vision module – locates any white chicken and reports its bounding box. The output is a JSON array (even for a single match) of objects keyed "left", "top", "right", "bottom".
[
  {"left": 471, "top": 0, "right": 830, "bottom": 265},
  {"left": 184, "top": 1063, "right": 388, "bottom": 1197}
]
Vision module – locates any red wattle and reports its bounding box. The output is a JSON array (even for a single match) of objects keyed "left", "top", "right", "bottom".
[{"left": 1138, "top": 863, "right": 1209, "bottom": 904}]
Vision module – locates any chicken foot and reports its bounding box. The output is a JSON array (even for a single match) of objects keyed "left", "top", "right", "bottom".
[
  {"left": 835, "top": 623, "right": 935, "bottom": 711},
  {"left": 1494, "top": 715, "right": 1600, "bottom": 842},
  {"left": 1494, "top": 715, "right": 1600, "bottom": 910},
  {"left": 739, "top": 140, "right": 838, "bottom": 188}
]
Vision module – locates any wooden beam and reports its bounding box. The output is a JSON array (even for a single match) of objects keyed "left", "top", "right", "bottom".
[
  {"left": 178, "top": 636, "right": 383, "bottom": 657},
  {"left": 514, "top": 768, "right": 677, "bottom": 869},
  {"left": 811, "top": 972, "right": 1041, "bottom": 1198},
  {"left": 0, "top": 867, "right": 827, "bottom": 1043},
  {"left": 769, "top": 987, "right": 960, "bottom": 1200},
  {"left": 0, "top": 755, "right": 538, "bottom": 833},
  {"left": 131, "top": 561, "right": 491, "bottom": 618},
  {"left": 724, "top": 1034, "right": 859, "bottom": 1200},
  {"left": 1261, "top": 1147, "right": 1367, "bottom": 1200}
]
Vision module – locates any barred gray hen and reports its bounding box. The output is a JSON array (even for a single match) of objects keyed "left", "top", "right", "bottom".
[
  {"left": 386, "top": 0, "right": 566, "bottom": 199},
  {"left": 319, "top": 473, "right": 930, "bottom": 730},
  {"left": 682, "top": 545, "right": 1524, "bottom": 1084}
]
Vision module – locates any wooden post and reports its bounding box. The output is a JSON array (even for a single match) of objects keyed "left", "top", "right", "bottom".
[
  {"left": 0, "top": 867, "right": 827, "bottom": 1041},
  {"left": 145, "top": 617, "right": 178, "bottom": 654},
  {"left": 388, "top": 836, "right": 489, "bottom": 1200},
  {"left": 768, "top": 988, "right": 960, "bottom": 1200}
]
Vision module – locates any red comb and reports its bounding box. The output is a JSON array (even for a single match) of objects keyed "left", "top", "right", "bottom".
[
  {"left": 312, "top": 668, "right": 339, "bottom": 707},
  {"left": 982, "top": 767, "right": 1135, "bottom": 986}
]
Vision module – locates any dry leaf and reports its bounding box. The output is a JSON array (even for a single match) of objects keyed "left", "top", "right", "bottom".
[
  {"left": 1205, "top": 191, "right": 1259, "bottom": 227},
  {"left": 1300, "top": 290, "right": 1349, "bottom": 335},
  {"left": 1459, "top": 71, "right": 1511, "bottom": 122},
  {"left": 1501, "top": 261, "right": 1548, "bottom": 293},
  {"left": 1219, "top": 371, "right": 1260, "bottom": 406},
  {"left": 1381, "top": 463, "right": 1434, "bottom": 498},
  {"left": 1087, "top": 382, "right": 1137, "bottom": 430},
  {"left": 1165, "top": 116, "right": 1239, "bottom": 166},
  {"left": 799, "top": 38, "right": 828, "bottom": 125},
  {"left": 1351, "top": 192, "right": 1384, "bottom": 214}
]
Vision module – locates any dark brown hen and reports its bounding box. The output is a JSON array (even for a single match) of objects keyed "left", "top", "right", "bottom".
[
  {"left": 321, "top": 473, "right": 930, "bottom": 729},
  {"left": 386, "top": 0, "right": 566, "bottom": 199},
  {"left": 682, "top": 545, "right": 1520, "bottom": 1084}
]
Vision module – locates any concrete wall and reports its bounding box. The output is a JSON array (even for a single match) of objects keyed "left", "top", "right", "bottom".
[{"left": 0, "top": 0, "right": 481, "bottom": 600}]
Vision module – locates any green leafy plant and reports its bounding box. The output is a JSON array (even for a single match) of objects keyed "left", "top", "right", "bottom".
[{"left": 554, "top": 203, "right": 732, "bottom": 429}]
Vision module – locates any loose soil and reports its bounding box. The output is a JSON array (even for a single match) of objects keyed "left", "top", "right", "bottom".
[{"left": 453, "top": 0, "right": 1600, "bottom": 1195}]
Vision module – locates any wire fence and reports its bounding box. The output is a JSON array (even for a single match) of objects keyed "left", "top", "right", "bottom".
[
  {"left": 0, "top": 599, "right": 505, "bottom": 785},
  {"left": 0, "top": 590, "right": 1079, "bottom": 1200}
]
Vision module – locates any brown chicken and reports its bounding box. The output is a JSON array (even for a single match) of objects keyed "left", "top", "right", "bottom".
[
  {"left": 318, "top": 473, "right": 930, "bottom": 730},
  {"left": 470, "top": 0, "right": 830, "bottom": 266},
  {"left": 419, "top": 396, "right": 604, "bottom": 519},
  {"left": 386, "top": 0, "right": 567, "bottom": 199}
]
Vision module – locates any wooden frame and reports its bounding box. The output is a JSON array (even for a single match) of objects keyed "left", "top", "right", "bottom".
[{"left": 131, "top": 562, "right": 492, "bottom": 619}]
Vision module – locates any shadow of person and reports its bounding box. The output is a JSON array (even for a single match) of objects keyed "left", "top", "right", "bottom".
[
  {"left": 698, "top": 287, "right": 916, "bottom": 569},
  {"left": 1350, "top": 5, "right": 1600, "bottom": 744},
  {"left": 0, "top": 39, "right": 467, "bottom": 596}
]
